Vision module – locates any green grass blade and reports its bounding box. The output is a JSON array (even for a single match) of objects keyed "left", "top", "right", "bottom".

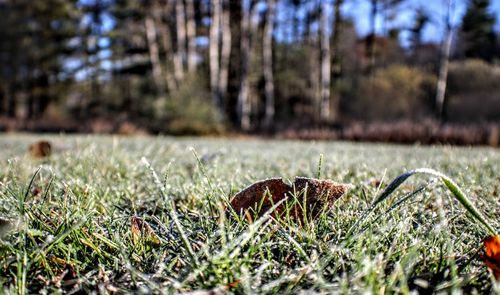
[
  {"left": 350, "top": 168, "right": 497, "bottom": 236},
  {"left": 141, "top": 157, "right": 199, "bottom": 267}
]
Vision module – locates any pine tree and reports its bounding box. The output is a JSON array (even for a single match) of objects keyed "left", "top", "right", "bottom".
[
  {"left": 460, "top": 0, "right": 496, "bottom": 61},
  {"left": 0, "top": 0, "right": 80, "bottom": 119}
]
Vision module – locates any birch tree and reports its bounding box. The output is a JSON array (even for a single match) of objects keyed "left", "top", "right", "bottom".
[
  {"left": 185, "top": 0, "right": 197, "bottom": 72},
  {"left": 219, "top": 0, "right": 232, "bottom": 105},
  {"left": 144, "top": 12, "right": 165, "bottom": 96},
  {"left": 366, "top": 0, "right": 379, "bottom": 73},
  {"left": 435, "top": 0, "right": 454, "bottom": 120},
  {"left": 174, "top": 0, "right": 186, "bottom": 82},
  {"left": 209, "top": 0, "right": 222, "bottom": 107},
  {"left": 330, "top": 0, "right": 344, "bottom": 120},
  {"left": 237, "top": 0, "right": 256, "bottom": 130},
  {"left": 263, "top": 0, "right": 276, "bottom": 127},
  {"left": 319, "top": 1, "right": 331, "bottom": 121},
  {"left": 155, "top": 1, "right": 177, "bottom": 92}
]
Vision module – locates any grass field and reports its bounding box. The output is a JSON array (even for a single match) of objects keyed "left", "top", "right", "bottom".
[{"left": 0, "top": 135, "right": 499, "bottom": 294}]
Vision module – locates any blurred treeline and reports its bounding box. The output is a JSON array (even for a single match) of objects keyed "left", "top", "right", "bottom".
[{"left": 0, "top": 0, "right": 499, "bottom": 134}]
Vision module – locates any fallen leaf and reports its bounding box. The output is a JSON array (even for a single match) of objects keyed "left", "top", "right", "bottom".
[
  {"left": 29, "top": 140, "right": 52, "bottom": 158},
  {"left": 482, "top": 235, "right": 500, "bottom": 279},
  {"left": 131, "top": 216, "right": 161, "bottom": 246},
  {"left": 229, "top": 178, "right": 290, "bottom": 217},
  {"left": 228, "top": 177, "right": 350, "bottom": 221},
  {"left": 293, "top": 177, "right": 351, "bottom": 219}
]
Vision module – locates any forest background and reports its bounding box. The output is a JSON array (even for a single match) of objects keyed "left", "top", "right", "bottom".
[{"left": 0, "top": 0, "right": 499, "bottom": 144}]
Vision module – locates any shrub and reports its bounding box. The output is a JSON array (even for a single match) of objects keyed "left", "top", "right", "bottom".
[
  {"left": 274, "top": 45, "right": 318, "bottom": 121},
  {"left": 446, "top": 59, "right": 500, "bottom": 122},
  {"left": 448, "top": 59, "right": 499, "bottom": 93},
  {"left": 348, "top": 65, "right": 436, "bottom": 121},
  {"left": 160, "top": 75, "right": 226, "bottom": 135}
]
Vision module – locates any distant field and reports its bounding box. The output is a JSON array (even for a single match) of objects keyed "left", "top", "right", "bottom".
[{"left": 0, "top": 135, "right": 499, "bottom": 294}]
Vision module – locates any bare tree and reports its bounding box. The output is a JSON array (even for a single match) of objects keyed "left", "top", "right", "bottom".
[
  {"left": 366, "top": 0, "right": 403, "bottom": 72},
  {"left": 237, "top": 0, "right": 256, "bottom": 130},
  {"left": 435, "top": 0, "right": 454, "bottom": 120},
  {"left": 144, "top": 12, "right": 165, "bottom": 96},
  {"left": 366, "top": 0, "right": 379, "bottom": 73},
  {"left": 209, "top": 0, "right": 221, "bottom": 107},
  {"left": 219, "top": 0, "right": 232, "bottom": 104},
  {"left": 174, "top": 0, "right": 186, "bottom": 82},
  {"left": 331, "top": 0, "right": 343, "bottom": 76},
  {"left": 155, "top": 1, "right": 177, "bottom": 92},
  {"left": 409, "top": 8, "right": 430, "bottom": 61},
  {"left": 263, "top": 0, "right": 276, "bottom": 128},
  {"left": 319, "top": 1, "right": 331, "bottom": 121},
  {"left": 330, "top": 0, "right": 344, "bottom": 120},
  {"left": 185, "top": 0, "right": 197, "bottom": 72}
]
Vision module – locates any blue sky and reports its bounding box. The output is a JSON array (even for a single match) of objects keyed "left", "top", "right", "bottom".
[
  {"left": 270, "top": 0, "right": 500, "bottom": 47},
  {"left": 343, "top": 0, "right": 500, "bottom": 44},
  {"left": 83, "top": 0, "right": 500, "bottom": 53}
]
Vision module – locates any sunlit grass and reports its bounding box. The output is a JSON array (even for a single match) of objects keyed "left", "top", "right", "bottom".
[{"left": 0, "top": 135, "right": 498, "bottom": 294}]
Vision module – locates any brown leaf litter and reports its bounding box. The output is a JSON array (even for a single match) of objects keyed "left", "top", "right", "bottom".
[{"left": 29, "top": 140, "right": 52, "bottom": 158}]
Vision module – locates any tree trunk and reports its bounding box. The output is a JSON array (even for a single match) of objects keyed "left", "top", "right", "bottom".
[
  {"left": 319, "top": 1, "right": 331, "bottom": 122},
  {"left": 209, "top": 0, "right": 221, "bottom": 107},
  {"left": 156, "top": 1, "right": 177, "bottom": 92},
  {"left": 226, "top": 0, "right": 242, "bottom": 122},
  {"left": 38, "top": 74, "right": 50, "bottom": 117},
  {"left": 237, "top": 0, "right": 255, "bottom": 130},
  {"left": 185, "top": 0, "right": 197, "bottom": 72},
  {"left": 0, "top": 85, "right": 4, "bottom": 115},
  {"left": 263, "top": 0, "right": 276, "bottom": 128},
  {"left": 366, "top": 0, "right": 378, "bottom": 73},
  {"left": 26, "top": 73, "right": 35, "bottom": 119},
  {"left": 7, "top": 83, "right": 16, "bottom": 118},
  {"left": 145, "top": 14, "right": 166, "bottom": 96},
  {"left": 331, "top": 0, "right": 343, "bottom": 77},
  {"left": 174, "top": 0, "right": 186, "bottom": 83},
  {"left": 436, "top": 0, "right": 453, "bottom": 120},
  {"left": 292, "top": 3, "right": 300, "bottom": 43},
  {"left": 330, "top": 0, "right": 343, "bottom": 121},
  {"left": 249, "top": 4, "right": 260, "bottom": 115},
  {"left": 219, "top": 0, "right": 231, "bottom": 105}
]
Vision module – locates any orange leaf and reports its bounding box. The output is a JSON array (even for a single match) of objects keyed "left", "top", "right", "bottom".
[{"left": 482, "top": 235, "right": 500, "bottom": 279}]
